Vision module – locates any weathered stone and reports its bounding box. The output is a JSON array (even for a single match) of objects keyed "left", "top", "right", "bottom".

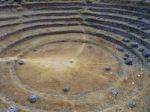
[
  {"left": 138, "top": 47, "right": 145, "bottom": 52},
  {"left": 28, "top": 95, "right": 38, "bottom": 103},
  {"left": 7, "top": 107, "right": 17, "bottom": 112},
  {"left": 105, "top": 67, "right": 112, "bottom": 72},
  {"left": 117, "top": 47, "right": 124, "bottom": 52},
  {"left": 111, "top": 89, "right": 118, "bottom": 97},
  {"left": 125, "top": 58, "right": 133, "bottom": 65},
  {"left": 130, "top": 42, "right": 139, "bottom": 48},
  {"left": 128, "top": 100, "right": 136, "bottom": 108},
  {"left": 124, "top": 53, "right": 130, "bottom": 58},
  {"left": 122, "top": 38, "right": 130, "bottom": 43},
  {"left": 63, "top": 87, "right": 69, "bottom": 93},
  {"left": 142, "top": 50, "right": 150, "bottom": 58},
  {"left": 17, "top": 59, "right": 24, "bottom": 65}
]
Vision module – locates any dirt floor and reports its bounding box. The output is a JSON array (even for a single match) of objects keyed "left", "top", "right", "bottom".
[
  {"left": 0, "top": 33, "right": 149, "bottom": 112},
  {"left": 0, "top": 3, "right": 150, "bottom": 112}
]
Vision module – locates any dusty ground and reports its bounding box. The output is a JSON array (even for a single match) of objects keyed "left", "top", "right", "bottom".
[
  {"left": 0, "top": 4, "right": 149, "bottom": 112},
  {"left": 0, "top": 33, "right": 149, "bottom": 112}
]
